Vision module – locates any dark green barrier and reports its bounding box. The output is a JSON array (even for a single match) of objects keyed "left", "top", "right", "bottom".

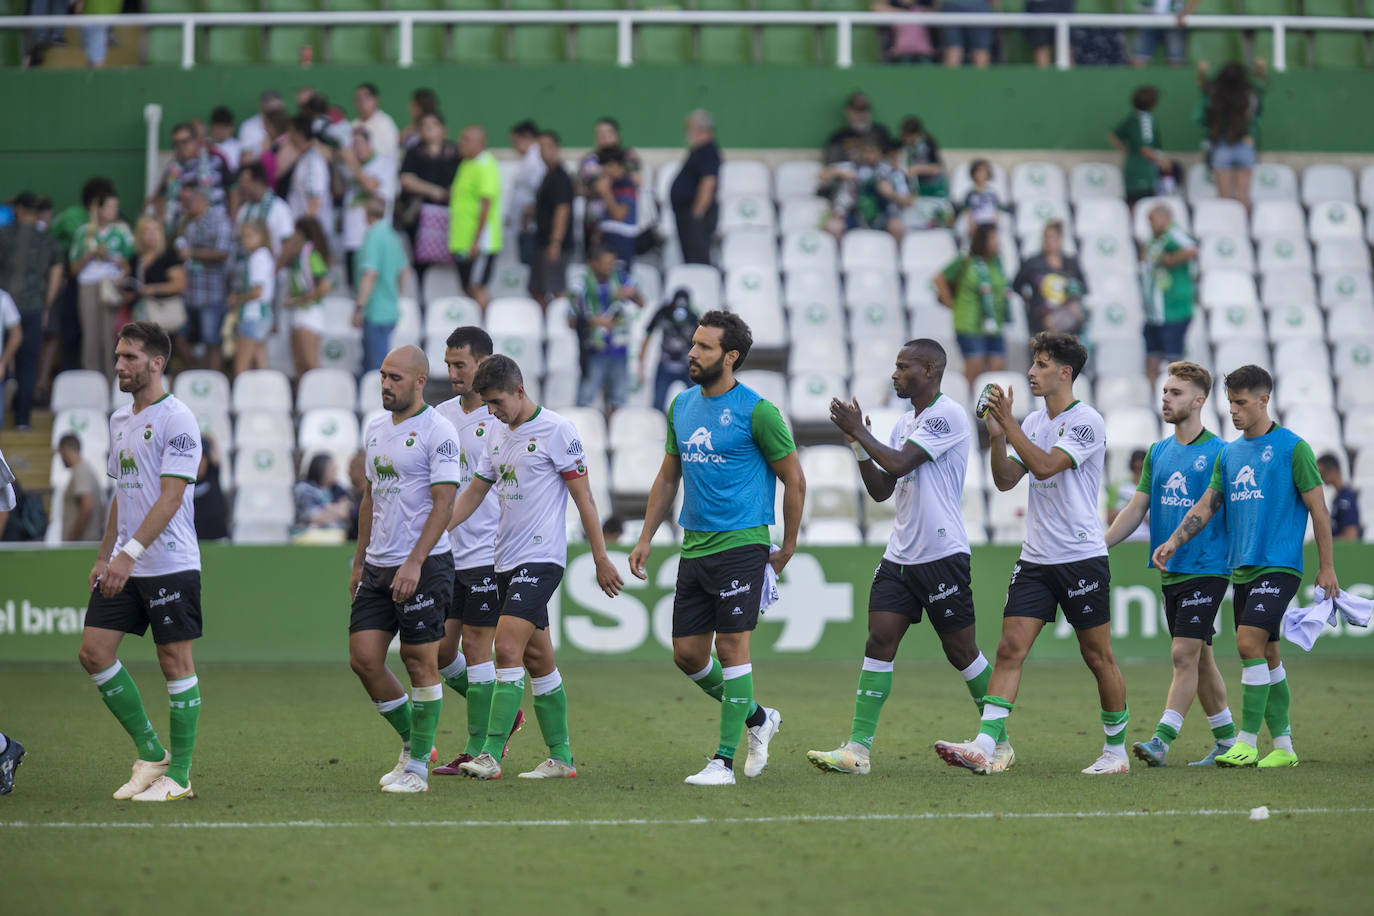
[{"left": 2, "top": 543, "right": 1371, "bottom": 663}]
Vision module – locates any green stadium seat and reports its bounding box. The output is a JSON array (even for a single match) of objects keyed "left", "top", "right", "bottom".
[
  {"left": 1242, "top": 0, "right": 1304, "bottom": 66},
  {"left": 698, "top": 0, "right": 754, "bottom": 64},
  {"left": 816, "top": 0, "right": 881, "bottom": 65},
  {"left": 758, "top": 0, "right": 818, "bottom": 64},
  {"left": 205, "top": 1, "right": 264, "bottom": 65},
  {"left": 1306, "top": 0, "right": 1367, "bottom": 68},
  {"left": 511, "top": 0, "right": 568, "bottom": 62},
  {"left": 143, "top": 0, "right": 200, "bottom": 65},
  {"left": 325, "top": 0, "right": 388, "bottom": 63},
  {"left": 566, "top": 0, "right": 623, "bottom": 64},
  {"left": 452, "top": 0, "right": 503, "bottom": 64},
  {"left": 388, "top": 0, "right": 447, "bottom": 62},
  {"left": 637, "top": 0, "right": 693, "bottom": 63},
  {"left": 267, "top": 26, "right": 323, "bottom": 63}
]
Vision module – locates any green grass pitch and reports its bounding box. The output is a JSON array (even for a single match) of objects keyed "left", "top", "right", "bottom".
[{"left": 2, "top": 656, "right": 1372, "bottom": 915}]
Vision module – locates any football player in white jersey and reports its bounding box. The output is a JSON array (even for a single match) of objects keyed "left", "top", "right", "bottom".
[
  {"left": 431, "top": 326, "right": 525, "bottom": 775},
  {"left": 935, "top": 332, "right": 1131, "bottom": 775},
  {"left": 808, "top": 339, "right": 1010, "bottom": 775},
  {"left": 447, "top": 355, "right": 623, "bottom": 780},
  {"left": 78, "top": 322, "right": 205, "bottom": 802},
  {"left": 350, "top": 345, "right": 463, "bottom": 794}
]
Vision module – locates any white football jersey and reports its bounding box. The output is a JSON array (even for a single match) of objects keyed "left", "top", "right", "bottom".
[
  {"left": 1009, "top": 399, "right": 1108, "bottom": 564},
  {"left": 883, "top": 394, "right": 971, "bottom": 566},
  {"left": 362, "top": 405, "right": 463, "bottom": 567},
  {"left": 474, "top": 407, "right": 587, "bottom": 571},
  {"left": 106, "top": 393, "right": 202, "bottom": 576},
  {"left": 435, "top": 396, "right": 500, "bottom": 570}
]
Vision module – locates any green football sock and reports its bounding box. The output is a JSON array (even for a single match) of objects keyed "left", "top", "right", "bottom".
[
  {"left": 409, "top": 685, "right": 443, "bottom": 765},
  {"left": 718, "top": 665, "right": 754, "bottom": 762},
  {"left": 92, "top": 661, "right": 166, "bottom": 762},
  {"left": 689, "top": 658, "right": 725, "bottom": 701},
  {"left": 1239, "top": 658, "right": 1271, "bottom": 737},
  {"left": 977, "top": 695, "right": 1013, "bottom": 744},
  {"left": 376, "top": 695, "right": 412, "bottom": 746},
  {"left": 465, "top": 678, "right": 495, "bottom": 756},
  {"left": 482, "top": 671, "right": 526, "bottom": 759},
  {"left": 1101, "top": 706, "right": 1130, "bottom": 749},
  {"left": 165, "top": 676, "right": 201, "bottom": 787},
  {"left": 967, "top": 667, "right": 993, "bottom": 714},
  {"left": 532, "top": 671, "right": 571, "bottom": 764},
  {"left": 850, "top": 659, "right": 893, "bottom": 749},
  {"left": 1209, "top": 709, "right": 1237, "bottom": 742},
  {"left": 1264, "top": 667, "right": 1291, "bottom": 739},
  {"left": 1153, "top": 708, "right": 1184, "bottom": 744},
  {"left": 445, "top": 671, "right": 469, "bottom": 698}
]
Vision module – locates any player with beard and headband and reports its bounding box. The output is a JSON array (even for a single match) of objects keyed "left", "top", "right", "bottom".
[
  {"left": 808, "top": 339, "right": 1011, "bottom": 776},
  {"left": 629, "top": 311, "right": 806, "bottom": 786}
]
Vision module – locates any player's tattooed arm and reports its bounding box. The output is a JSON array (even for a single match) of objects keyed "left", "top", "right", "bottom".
[{"left": 1153, "top": 487, "right": 1220, "bottom": 570}]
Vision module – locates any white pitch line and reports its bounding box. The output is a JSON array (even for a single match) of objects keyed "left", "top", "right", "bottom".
[{"left": 2, "top": 807, "right": 1372, "bottom": 830}]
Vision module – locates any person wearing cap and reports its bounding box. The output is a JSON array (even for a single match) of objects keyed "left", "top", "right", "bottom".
[
  {"left": 0, "top": 191, "right": 62, "bottom": 430},
  {"left": 823, "top": 92, "right": 894, "bottom": 165}
]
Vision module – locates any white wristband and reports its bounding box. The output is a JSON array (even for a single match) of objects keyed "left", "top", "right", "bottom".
[
  {"left": 120, "top": 539, "right": 146, "bottom": 561},
  {"left": 850, "top": 440, "right": 871, "bottom": 462}
]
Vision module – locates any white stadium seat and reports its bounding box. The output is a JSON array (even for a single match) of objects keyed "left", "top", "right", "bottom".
[
  {"left": 50, "top": 407, "right": 110, "bottom": 454},
  {"left": 424, "top": 296, "right": 483, "bottom": 343},
  {"left": 840, "top": 230, "right": 899, "bottom": 273},
  {"left": 233, "top": 444, "right": 294, "bottom": 487},
  {"left": 1250, "top": 200, "right": 1305, "bottom": 239},
  {"left": 1069, "top": 162, "right": 1125, "bottom": 203},
  {"left": 1261, "top": 270, "right": 1318, "bottom": 309},
  {"left": 1186, "top": 162, "right": 1217, "bottom": 202},
  {"left": 488, "top": 261, "right": 530, "bottom": 301},
  {"left": 172, "top": 370, "right": 231, "bottom": 417},
  {"left": 779, "top": 229, "right": 836, "bottom": 273},
  {"left": 1096, "top": 375, "right": 1151, "bottom": 410},
  {"left": 559, "top": 407, "right": 608, "bottom": 455},
  {"left": 718, "top": 194, "right": 776, "bottom": 234},
  {"left": 1010, "top": 161, "right": 1067, "bottom": 203},
  {"left": 1340, "top": 366, "right": 1374, "bottom": 413},
  {"left": 844, "top": 269, "right": 902, "bottom": 312},
  {"left": 1276, "top": 367, "right": 1336, "bottom": 413},
  {"left": 1326, "top": 303, "right": 1374, "bottom": 341},
  {"left": 800, "top": 445, "right": 861, "bottom": 521},
  {"left": 900, "top": 229, "right": 959, "bottom": 276},
  {"left": 779, "top": 197, "right": 829, "bottom": 234},
  {"left": 1266, "top": 304, "right": 1325, "bottom": 341},
  {"left": 420, "top": 266, "right": 461, "bottom": 306},
  {"left": 1333, "top": 337, "right": 1374, "bottom": 378},
  {"left": 1074, "top": 197, "right": 1132, "bottom": 239},
  {"left": 1301, "top": 164, "right": 1357, "bottom": 206},
  {"left": 233, "top": 410, "right": 294, "bottom": 452},
  {"left": 1308, "top": 201, "right": 1364, "bottom": 241},
  {"left": 295, "top": 368, "right": 356, "bottom": 413},
  {"left": 1249, "top": 163, "right": 1299, "bottom": 203},
  {"left": 721, "top": 230, "right": 780, "bottom": 272},
  {"left": 1315, "top": 239, "right": 1371, "bottom": 273},
  {"left": 608, "top": 444, "right": 661, "bottom": 501},
  {"left": 1199, "top": 234, "right": 1255, "bottom": 274},
  {"left": 488, "top": 332, "right": 544, "bottom": 377},
  {"left": 109, "top": 374, "right": 133, "bottom": 411},
  {"left": 49, "top": 369, "right": 110, "bottom": 413},
  {"left": 724, "top": 266, "right": 782, "bottom": 312},
  {"left": 736, "top": 370, "right": 787, "bottom": 409},
  {"left": 1092, "top": 338, "right": 1148, "bottom": 379},
  {"left": 1014, "top": 196, "right": 1072, "bottom": 241},
  {"left": 1192, "top": 198, "right": 1248, "bottom": 239},
  {"left": 783, "top": 267, "right": 841, "bottom": 309},
  {"left": 988, "top": 477, "right": 1030, "bottom": 543},
  {"left": 786, "top": 295, "right": 846, "bottom": 342},
  {"left": 231, "top": 370, "right": 292, "bottom": 415},
  {"left": 1078, "top": 233, "right": 1135, "bottom": 275},
  {"left": 632, "top": 262, "right": 662, "bottom": 307},
  {"left": 787, "top": 371, "right": 847, "bottom": 426},
  {"left": 234, "top": 484, "right": 295, "bottom": 526},
  {"left": 1105, "top": 407, "right": 1160, "bottom": 453},
  {"left": 1360, "top": 165, "right": 1374, "bottom": 210},
  {"left": 1213, "top": 338, "right": 1272, "bottom": 376},
  {"left": 1083, "top": 270, "right": 1144, "bottom": 336},
  {"left": 847, "top": 299, "right": 907, "bottom": 344},
  {"left": 1200, "top": 270, "right": 1258, "bottom": 309},
  {"left": 390, "top": 296, "right": 422, "bottom": 349},
  {"left": 1256, "top": 235, "right": 1312, "bottom": 275},
  {"left": 298, "top": 408, "right": 360, "bottom": 459},
  {"left": 774, "top": 160, "right": 823, "bottom": 201},
  {"left": 910, "top": 302, "right": 956, "bottom": 344},
  {"left": 720, "top": 160, "right": 772, "bottom": 198},
  {"left": 665, "top": 265, "right": 722, "bottom": 314},
  {"left": 1207, "top": 302, "right": 1266, "bottom": 342},
  {"left": 1320, "top": 272, "right": 1374, "bottom": 309},
  {"left": 607, "top": 407, "right": 667, "bottom": 452},
  {"left": 1132, "top": 196, "right": 1190, "bottom": 243},
  {"left": 1282, "top": 405, "right": 1343, "bottom": 457},
  {"left": 1343, "top": 411, "right": 1374, "bottom": 449},
  {"left": 791, "top": 336, "right": 850, "bottom": 376},
  {"left": 487, "top": 297, "right": 545, "bottom": 338}
]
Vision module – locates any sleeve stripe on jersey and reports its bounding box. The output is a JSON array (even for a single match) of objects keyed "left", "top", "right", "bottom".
[
  {"left": 906, "top": 439, "right": 935, "bottom": 464},
  {"left": 160, "top": 473, "right": 196, "bottom": 482},
  {"left": 473, "top": 473, "right": 496, "bottom": 484},
  {"left": 1051, "top": 445, "right": 1079, "bottom": 469},
  {"left": 432, "top": 480, "right": 461, "bottom": 487},
  {"left": 1009, "top": 455, "right": 1026, "bottom": 470}
]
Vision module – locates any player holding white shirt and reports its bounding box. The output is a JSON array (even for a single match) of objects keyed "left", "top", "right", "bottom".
[
  {"left": 77, "top": 322, "right": 205, "bottom": 802},
  {"left": 808, "top": 340, "right": 1010, "bottom": 776},
  {"left": 431, "top": 327, "right": 525, "bottom": 775},
  {"left": 935, "top": 332, "right": 1131, "bottom": 775},
  {"left": 447, "top": 355, "right": 623, "bottom": 780},
  {"left": 350, "top": 345, "right": 462, "bottom": 794}
]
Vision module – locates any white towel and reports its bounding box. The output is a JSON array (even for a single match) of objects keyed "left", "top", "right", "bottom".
[
  {"left": 761, "top": 544, "right": 782, "bottom": 612},
  {"left": 1317, "top": 586, "right": 1374, "bottom": 629},
  {"left": 1281, "top": 587, "right": 1373, "bottom": 650}
]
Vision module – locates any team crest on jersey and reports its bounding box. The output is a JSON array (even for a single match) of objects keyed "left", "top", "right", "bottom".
[
  {"left": 1057, "top": 424, "right": 1065, "bottom": 438},
  {"left": 118, "top": 449, "right": 139, "bottom": 477},
  {"left": 143, "top": 424, "right": 153, "bottom": 440},
  {"left": 527, "top": 438, "right": 538, "bottom": 453},
  {"left": 1194, "top": 454, "right": 1208, "bottom": 471},
  {"left": 168, "top": 433, "right": 196, "bottom": 456},
  {"left": 1068, "top": 424, "right": 1095, "bottom": 445},
  {"left": 373, "top": 456, "right": 399, "bottom": 481},
  {"left": 405, "top": 433, "right": 417, "bottom": 447},
  {"left": 923, "top": 416, "right": 951, "bottom": 437},
  {"left": 1261, "top": 445, "right": 1274, "bottom": 462},
  {"left": 499, "top": 463, "right": 519, "bottom": 487},
  {"left": 719, "top": 408, "right": 733, "bottom": 427},
  {"left": 475, "top": 424, "right": 486, "bottom": 437}
]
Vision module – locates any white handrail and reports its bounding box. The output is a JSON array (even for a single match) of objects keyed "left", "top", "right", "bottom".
[{"left": 4, "top": 11, "right": 1371, "bottom": 72}]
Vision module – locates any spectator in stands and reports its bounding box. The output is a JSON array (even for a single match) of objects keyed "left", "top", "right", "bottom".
[
  {"left": 177, "top": 182, "right": 233, "bottom": 371},
  {"left": 592, "top": 147, "right": 639, "bottom": 268},
  {"left": 280, "top": 216, "right": 332, "bottom": 377},
  {"left": 57, "top": 433, "right": 103, "bottom": 542},
  {"left": 0, "top": 191, "right": 61, "bottom": 430},
  {"left": 639, "top": 286, "right": 698, "bottom": 413},
  {"left": 898, "top": 116, "right": 948, "bottom": 198},
  {"left": 450, "top": 125, "right": 503, "bottom": 309},
  {"left": 353, "top": 198, "right": 408, "bottom": 374},
  {"left": 1196, "top": 59, "right": 1266, "bottom": 211},
  {"left": 1141, "top": 204, "right": 1197, "bottom": 381},
  {"left": 353, "top": 82, "right": 399, "bottom": 165},
  {"left": 529, "top": 130, "right": 573, "bottom": 307},
  {"left": 294, "top": 453, "right": 353, "bottom": 532},
  {"left": 872, "top": 0, "right": 936, "bottom": 63},
  {"left": 0, "top": 288, "right": 21, "bottom": 430},
  {"left": 303, "top": 91, "right": 353, "bottom": 152},
  {"left": 1109, "top": 86, "right": 1166, "bottom": 209},
  {"left": 398, "top": 111, "right": 460, "bottom": 274},
  {"left": 570, "top": 247, "right": 643, "bottom": 418},
  {"left": 153, "top": 121, "right": 231, "bottom": 233},
  {"left": 823, "top": 92, "right": 893, "bottom": 165},
  {"left": 208, "top": 106, "right": 242, "bottom": 173},
  {"left": 339, "top": 125, "right": 397, "bottom": 283},
  {"left": 508, "top": 120, "right": 545, "bottom": 266},
  {"left": 1024, "top": 0, "right": 1072, "bottom": 68},
  {"left": 128, "top": 216, "right": 188, "bottom": 357},
  {"left": 25, "top": 0, "right": 64, "bottom": 68},
  {"left": 934, "top": 223, "right": 1008, "bottom": 387},
  {"left": 40, "top": 181, "right": 103, "bottom": 401},
  {"left": 958, "top": 159, "right": 1006, "bottom": 233},
  {"left": 346, "top": 449, "right": 366, "bottom": 541},
  {"left": 1013, "top": 220, "right": 1087, "bottom": 336},
  {"left": 259, "top": 108, "right": 293, "bottom": 188},
  {"left": 78, "top": 0, "right": 120, "bottom": 69},
  {"left": 71, "top": 187, "right": 133, "bottom": 380},
  {"left": 819, "top": 140, "right": 909, "bottom": 243},
  {"left": 227, "top": 219, "right": 274, "bottom": 375},
  {"left": 1107, "top": 448, "right": 1150, "bottom": 541},
  {"left": 1317, "top": 454, "right": 1362, "bottom": 542},
  {"left": 670, "top": 110, "right": 721, "bottom": 267},
  {"left": 237, "top": 90, "right": 284, "bottom": 166},
  {"left": 285, "top": 114, "right": 334, "bottom": 235},
  {"left": 1131, "top": 0, "right": 1200, "bottom": 68},
  {"left": 579, "top": 117, "right": 644, "bottom": 251},
  {"left": 398, "top": 87, "right": 439, "bottom": 152},
  {"left": 940, "top": 0, "right": 993, "bottom": 68},
  {"left": 194, "top": 434, "right": 229, "bottom": 542}
]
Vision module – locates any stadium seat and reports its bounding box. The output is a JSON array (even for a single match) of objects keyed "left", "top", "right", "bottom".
[
  {"left": 1096, "top": 375, "right": 1152, "bottom": 411},
  {"left": 1207, "top": 302, "right": 1266, "bottom": 342},
  {"left": 636, "top": 0, "right": 691, "bottom": 63},
  {"left": 607, "top": 407, "right": 667, "bottom": 452},
  {"left": 487, "top": 297, "right": 545, "bottom": 338},
  {"left": 719, "top": 195, "right": 777, "bottom": 234},
  {"left": 1273, "top": 340, "right": 1333, "bottom": 386},
  {"left": 1345, "top": 411, "right": 1374, "bottom": 450},
  {"left": 987, "top": 477, "right": 1029, "bottom": 544},
  {"left": 1261, "top": 270, "right": 1318, "bottom": 309},
  {"left": 1283, "top": 405, "right": 1344, "bottom": 459},
  {"left": 1069, "top": 162, "right": 1125, "bottom": 203},
  {"left": 900, "top": 229, "right": 959, "bottom": 277},
  {"left": 205, "top": 0, "right": 264, "bottom": 65},
  {"left": 234, "top": 409, "right": 295, "bottom": 451},
  {"left": 326, "top": 0, "right": 387, "bottom": 65},
  {"left": 233, "top": 444, "right": 295, "bottom": 488},
  {"left": 234, "top": 484, "right": 295, "bottom": 527},
  {"left": 665, "top": 265, "right": 722, "bottom": 314},
  {"left": 559, "top": 406, "right": 608, "bottom": 454},
  {"left": 298, "top": 408, "right": 361, "bottom": 462},
  {"left": 736, "top": 370, "right": 788, "bottom": 409},
  {"left": 790, "top": 336, "right": 849, "bottom": 376},
  {"left": 949, "top": 160, "right": 1009, "bottom": 204},
  {"left": 447, "top": 0, "right": 502, "bottom": 63},
  {"left": 788, "top": 297, "right": 846, "bottom": 341},
  {"left": 52, "top": 370, "right": 112, "bottom": 412},
  {"left": 632, "top": 262, "right": 663, "bottom": 306},
  {"left": 1327, "top": 303, "right": 1374, "bottom": 341},
  {"left": 840, "top": 230, "right": 899, "bottom": 273},
  {"left": 1077, "top": 234, "right": 1136, "bottom": 275},
  {"left": 1083, "top": 270, "right": 1144, "bottom": 337},
  {"left": 1213, "top": 338, "right": 1272, "bottom": 376},
  {"left": 1302, "top": 164, "right": 1357, "bottom": 206},
  {"left": 1333, "top": 336, "right": 1374, "bottom": 378},
  {"left": 295, "top": 368, "right": 356, "bottom": 413},
  {"left": 1186, "top": 163, "right": 1217, "bottom": 203},
  {"left": 1309, "top": 201, "right": 1363, "bottom": 242},
  {"left": 488, "top": 262, "right": 530, "bottom": 301},
  {"left": 719, "top": 160, "right": 771, "bottom": 198},
  {"left": 1307, "top": 0, "right": 1367, "bottom": 69},
  {"left": 1010, "top": 162, "right": 1067, "bottom": 204},
  {"left": 607, "top": 442, "right": 665, "bottom": 502},
  {"left": 780, "top": 229, "right": 836, "bottom": 274},
  {"left": 1249, "top": 163, "right": 1299, "bottom": 203},
  {"left": 1192, "top": 199, "right": 1248, "bottom": 240},
  {"left": 1360, "top": 166, "right": 1374, "bottom": 211},
  {"left": 1315, "top": 239, "right": 1372, "bottom": 274},
  {"left": 488, "top": 332, "right": 544, "bottom": 377},
  {"left": 232, "top": 519, "right": 291, "bottom": 545},
  {"left": 800, "top": 446, "right": 861, "bottom": 520},
  {"left": 50, "top": 407, "right": 110, "bottom": 455},
  {"left": 775, "top": 161, "right": 824, "bottom": 202},
  {"left": 1276, "top": 367, "right": 1336, "bottom": 414},
  {"left": 173, "top": 371, "right": 233, "bottom": 418},
  {"left": 1014, "top": 197, "right": 1072, "bottom": 243},
  {"left": 724, "top": 265, "right": 781, "bottom": 311},
  {"left": 788, "top": 371, "right": 847, "bottom": 428},
  {"left": 722, "top": 230, "right": 780, "bottom": 273},
  {"left": 420, "top": 266, "right": 462, "bottom": 305},
  {"left": 1249, "top": 200, "right": 1304, "bottom": 240},
  {"left": 1105, "top": 407, "right": 1160, "bottom": 453},
  {"left": 843, "top": 269, "right": 902, "bottom": 313},
  {"left": 697, "top": 0, "right": 753, "bottom": 64},
  {"left": 1267, "top": 304, "right": 1325, "bottom": 341},
  {"left": 847, "top": 298, "right": 906, "bottom": 347},
  {"left": 1200, "top": 270, "right": 1259, "bottom": 309},
  {"left": 1321, "top": 272, "right": 1374, "bottom": 310},
  {"left": 1091, "top": 338, "right": 1148, "bottom": 380},
  {"left": 230, "top": 370, "right": 292, "bottom": 415},
  {"left": 779, "top": 198, "right": 829, "bottom": 235},
  {"left": 266, "top": 20, "right": 322, "bottom": 67},
  {"left": 784, "top": 268, "right": 841, "bottom": 310},
  {"left": 1132, "top": 196, "right": 1190, "bottom": 243},
  {"left": 1074, "top": 198, "right": 1132, "bottom": 240},
  {"left": 1256, "top": 235, "right": 1312, "bottom": 275},
  {"left": 802, "top": 520, "right": 864, "bottom": 546},
  {"left": 1199, "top": 234, "right": 1255, "bottom": 274}
]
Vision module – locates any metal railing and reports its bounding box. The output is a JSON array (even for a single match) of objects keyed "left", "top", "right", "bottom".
[{"left": 4, "top": 11, "right": 1372, "bottom": 72}]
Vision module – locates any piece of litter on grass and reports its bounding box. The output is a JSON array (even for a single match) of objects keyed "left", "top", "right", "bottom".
[{"left": 1249, "top": 805, "right": 1270, "bottom": 821}]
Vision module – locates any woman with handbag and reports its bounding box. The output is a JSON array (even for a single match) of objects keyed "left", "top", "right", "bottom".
[
  {"left": 279, "top": 216, "right": 333, "bottom": 376},
  {"left": 398, "top": 111, "right": 460, "bottom": 279},
  {"left": 128, "top": 216, "right": 188, "bottom": 364},
  {"left": 933, "top": 223, "right": 1010, "bottom": 388},
  {"left": 70, "top": 188, "right": 133, "bottom": 379}
]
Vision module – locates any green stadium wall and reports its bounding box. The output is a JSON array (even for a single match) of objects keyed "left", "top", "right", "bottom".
[
  {"left": 5, "top": 65, "right": 1374, "bottom": 207},
  {"left": 2, "top": 542, "right": 1371, "bottom": 663}
]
